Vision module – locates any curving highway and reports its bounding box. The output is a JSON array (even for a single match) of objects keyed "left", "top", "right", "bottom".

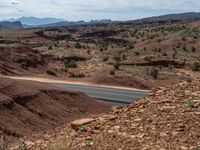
[{"left": 52, "top": 83, "right": 148, "bottom": 105}]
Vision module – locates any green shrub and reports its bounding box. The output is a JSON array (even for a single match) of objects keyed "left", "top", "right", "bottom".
[
  {"left": 172, "top": 51, "right": 177, "bottom": 59},
  {"left": 99, "top": 42, "right": 108, "bottom": 51},
  {"left": 121, "top": 32, "right": 129, "bottom": 38},
  {"left": 113, "top": 56, "right": 121, "bottom": 62},
  {"left": 192, "top": 146, "right": 200, "bottom": 150},
  {"left": 64, "top": 60, "right": 77, "bottom": 68},
  {"left": 162, "top": 52, "right": 167, "bottom": 56},
  {"left": 176, "top": 43, "right": 181, "bottom": 48},
  {"left": 144, "top": 56, "right": 154, "bottom": 62},
  {"left": 69, "top": 72, "right": 85, "bottom": 78},
  {"left": 48, "top": 45, "right": 53, "bottom": 50},
  {"left": 150, "top": 67, "right": 159, "bottom": 79},
  {"left": 130, "top": 31, "right": 137, "bottom": 37},
  {"left": 78, "top": 125, "right": 86, "bottom": 132},
  {"left": 126, "top": 44, "right": 134, "bottom": 50},
  {"left": 103, "top": 56, "right": 109, "bottom": 62},
  {"left": 134, "top": 51, "right": 140, "bottom": 56},
  {"left": 154, "top": 48, "right": 162, "bottom": 53},
  {"left": 113, "top": 61, "right": 120, "bottom": 70},
  {"left": 182, "top": 37, "right": 186, "bottom": 41},
  {"left": 87, "top": 50, "right": 91, "bottom": 54},
  {"left": 183, "top": 46, "right": 187, "bottom": 51},
  {"left": 74, "top": 42, "right": 82, "bottom": 49},
  {"left": 19, "top": 143, "right": 28, "bottom": 150},
  {"left": 66, "top": 44, "right": 70, "bottom": 48},
  {"left": 185, "top": 100, "right": 195, "bottom": 108},
  {"left": 191, "top": 46, "right": 196, "bottom": 53},
  {"left": 82, "top": 45, "right": 86, "bottom": 49},
  {"left": 54, "top": 43, "right": 58, "bottom": 47},
  {"left": 110, "top": 70, "right": 115, "bottom": 75},
  {"left": 191, "top": 62, "right": 200, "bottom": 71},
  {"left": 100, "top": 47, "right": 104, "bottom": 52},
  {"left": 122, "top": 54, "right": 127, "bottom": 60}
]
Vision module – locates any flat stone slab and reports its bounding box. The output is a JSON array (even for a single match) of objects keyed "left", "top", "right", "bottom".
[{"left": 71, "top": 118, "right": 95, "bottom": 130}]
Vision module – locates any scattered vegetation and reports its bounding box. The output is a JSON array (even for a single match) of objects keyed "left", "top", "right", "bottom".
[
  {"left": 191, "top": 62, "right": 200, "bottom": 71},
  {"left": 193, "top": 147, "right": 200, "bottom": 150},
  {"left": 46, "top": 134, "right": 71, "bottom": 150},
  {"left": 87, "top": 50, "right": 91, "bottom": 54},
  {"left": 69, "top": 72, "right": 85, "bottom": 78},
  {"left": 144, "top": 56, "right": 154, "bottom": 62},
  {"left": 134, "top": 51, "right": 140, "bottom": 56},
  {"left": 78, "top": 124, "right": 86, "bottom": 132},
  {"left": 162, "top": 52, "right": 167, "bottom": 56},
  {"left": 154, "top": 48, "right": 162, "bottom": 53},
  {"left": 99, "top": 42, "right": 108, "bottom": 51},
  {"left": 1, "top": 16, "right": 200, "bottom": 90},
  {"left": 113, "top": 61, "right": 120, "bottom": 70},
  {"left": 19, "top": 143, "right": 28, "bottom": 150},
  {"left": 185, "top": 100, "right": 195, "bottom": 108},
  {"left": 182, "top": 37, "right": 187, "bottom": 41},
  {"left": 84, "top": 139, "right": 93, "bottom": 147},
  {"left": 74, "top": 42, "right": 82, "bottom": 49},
  {"left": 122, "top": 54, "right": 127, "bottom": 60},
  {"left": 191, "top": 46, "right": 196, "bottom": 53},
  {"left": 48, "top": 45, "right": 53, "bottom": 50},
  {"left": 64, "top": 60, "right": 77, "bottom": 68},
  {"left": 126, "top": 44, "right": 134, "bottom": 50},
  {"left": 103, "top": 56, "right": 109, "bottom": 62},
  {"left": 146, "top": 116, "right": 153, "bottom": 123},
  {"left": 172, "top": 51, "right": 177, "bottom": 59},
  {"left": 113, "top": 56, "right": 121, "bottom": 62},
  {"left": 150, "top": 67, "right": 159, "bottom": 79},
  {"left": 109, "top": 69, "right": 115, "bottom": 75}
]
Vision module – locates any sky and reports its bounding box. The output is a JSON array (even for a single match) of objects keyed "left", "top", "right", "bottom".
[{"left": 0, "top": 0, "right": 200, "bottom": 21}]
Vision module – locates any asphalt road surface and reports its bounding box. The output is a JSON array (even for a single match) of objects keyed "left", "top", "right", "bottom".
[{"left": 52, "top": 83, "right": 147, "bottom": 105}]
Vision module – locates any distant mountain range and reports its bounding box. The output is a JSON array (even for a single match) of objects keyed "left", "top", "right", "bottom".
[
  {"left": 40, "top": 19, "right": 112, "bottom": 27},
  {"left": 2, "top": 17, "right": 112, "bottom": 27},
  {"left": 9, "top": 17, "right": 65, "bottom": 26},
  {"left": 127, "top": 12, "right": 200, "bottom": 24},
  {"left": 1, "top": 12, "right": 200, "bottom": 29},
  {"left": 0, "top": 21, "right": 23, "bottom": 30},
  {"left": 42, "top": 12, "right": 200, "bottom": 27}
]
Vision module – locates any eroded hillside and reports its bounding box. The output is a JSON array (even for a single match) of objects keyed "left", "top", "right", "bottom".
[
  {"left": 0, "top": 77, "right": 110, "bottom": 147},
  {"left": 14, "top": 78, "right": 200, "bottom": 150}
]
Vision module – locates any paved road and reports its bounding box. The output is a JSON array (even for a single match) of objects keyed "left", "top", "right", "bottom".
[{"left": 52, "top": 83, "right": 147, "bottom": 105}]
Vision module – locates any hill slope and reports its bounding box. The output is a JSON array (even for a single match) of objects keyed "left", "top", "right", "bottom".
[
  {"left": 0, "top": 77, "right": 110, "bottom": 146},
  {"left": 19, "top": 79, "right": 200, "bottom": 150},
  {"left": 0, "top": 46, "right": 45, "bottom": 75},
  {"left": 128, "top": 12, "right": 200, "bottom": 24}
]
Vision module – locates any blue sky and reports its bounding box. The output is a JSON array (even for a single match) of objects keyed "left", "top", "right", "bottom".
[{"left": 0, "top": 0, "right": 200, "bottom": 21}]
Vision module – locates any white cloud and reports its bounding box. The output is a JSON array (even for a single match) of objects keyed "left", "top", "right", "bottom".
[{"left": 0, "top": 0, "right": 199, "bottom": 20}]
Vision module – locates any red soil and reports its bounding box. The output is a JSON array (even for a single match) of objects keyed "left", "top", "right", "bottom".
[
  {"left": 0, "top": 77, "right": 111, "bottom": 145},
  {"left": 0, "top": 46, "right": 46, "bottom": 75}
]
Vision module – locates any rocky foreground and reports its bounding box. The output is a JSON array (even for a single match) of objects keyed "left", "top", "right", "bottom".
[{"left": 12, "top": 78, "right": 200, "bottom": 150}]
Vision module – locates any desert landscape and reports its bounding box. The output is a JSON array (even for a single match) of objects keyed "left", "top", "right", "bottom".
[
  {"left": 0, "top": 2, "right": 200, "bottom": 150},
  {"left": 1, "top": 17, "right": 200, "bottom": 89}
]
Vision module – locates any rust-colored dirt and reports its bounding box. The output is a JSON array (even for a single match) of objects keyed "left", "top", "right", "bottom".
[
  {"left": 0, "top": 46, "right": 46, "bottom": 75},
  {"left": 0, "top": 77, "right": 111, "bottom": 145}
]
